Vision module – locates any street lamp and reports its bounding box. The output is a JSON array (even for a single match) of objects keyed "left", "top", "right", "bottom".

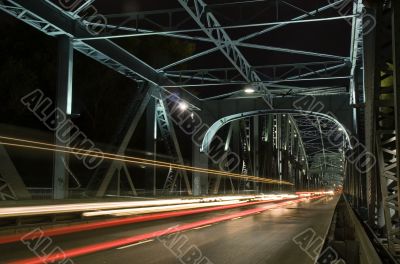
[
  {"left": 244, "top": 88, "right": 255, "bottom": 94},
  {"left": 179, "top": 101, "right": 189, "bottom": 111}
]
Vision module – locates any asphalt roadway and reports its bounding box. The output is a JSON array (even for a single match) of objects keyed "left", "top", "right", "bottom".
[{"left": 0, "top": 195, "right": 339, "bottom": 264}]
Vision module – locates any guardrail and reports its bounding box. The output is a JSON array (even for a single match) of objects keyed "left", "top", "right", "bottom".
[{"left": 321, "top": 195, "right": 382, "bottom": 264}]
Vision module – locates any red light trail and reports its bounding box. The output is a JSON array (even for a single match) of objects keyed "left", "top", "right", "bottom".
[
  {"left": 0, "top": 198, "right": 294, "bottom": 245},
  {"left": 8, "top": 196, "right": 323, "bottom": 264}
]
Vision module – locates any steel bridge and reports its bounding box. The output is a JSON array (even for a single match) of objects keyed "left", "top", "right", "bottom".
[{"left": 0, "top": 0, "right": 398, "bottom": 263}]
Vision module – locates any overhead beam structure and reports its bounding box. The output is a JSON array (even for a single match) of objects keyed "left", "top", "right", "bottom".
[
  {"left": 0, "top": 0, "right": 360, "bottom": 201},
  {"left": 177, "top": 0, "right": 273, "bottom": 104},
  {"left": 0, "top": 0, "right": 200, "bottom": 106}
]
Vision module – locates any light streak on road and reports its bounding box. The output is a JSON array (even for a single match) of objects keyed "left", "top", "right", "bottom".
[
  {"left": 0, "top": 195, "right": 301, "bottom": 245},
  {"left": 0, "top": 195, "right": 269, "bottom": 218},
  {"left": 82, "top": 200, "right": 246, "bottom": 217},
  {"left": 8, "top": 196, "right": 324, "bottom": 264}
]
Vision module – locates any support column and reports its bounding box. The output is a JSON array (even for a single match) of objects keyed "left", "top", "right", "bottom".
[
  {"left": 283, "top": 115, "right": 290, "bottom": 189},
  {"left": 363, "top": 6, "right": 379, "bottom": 226},
  {"left": 192, "top": 145, "right": 208, "bottom": 196},
  {"left": 276, "top": 115, "right": 283, "bottom": 191},
  {"left": 53, "top": 36, "right": 73, "bottom": 199},
  {"left": 266, "top": 115, "right": 274, "bottom": 192},
  {"left": 231, "top": 121, "right": 241, "bottom": 193},
  {"left": 146, "top": 98, "right": 156, "bottom": 195},
  {"left": 253, "top": 116, "right": 260, "bottom": 193},
  {"left": 192, "top": 112, "right": 212, "bottom": 196}
]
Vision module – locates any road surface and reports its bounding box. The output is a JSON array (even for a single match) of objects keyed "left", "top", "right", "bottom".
[{"left": 0, "top": 195, "right": 339, "bottom": 264}]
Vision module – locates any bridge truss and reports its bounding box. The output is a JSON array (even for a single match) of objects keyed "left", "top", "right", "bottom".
[{"left": 0, "top": 0, "right": 358, "bottom": 205}]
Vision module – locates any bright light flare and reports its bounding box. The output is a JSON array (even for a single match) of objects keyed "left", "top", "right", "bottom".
[
  {"left": 244, "top": 88, "right": 255, "bottom": 94},
  {"left": 178, "top": 101, "right": 189, "bottom": 110}
]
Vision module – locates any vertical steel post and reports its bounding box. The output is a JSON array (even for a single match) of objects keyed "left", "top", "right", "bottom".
[
  {"left": 53, "top": 35, "right": 73, "bottom": 199},
  {"left": 277, "top": 114, "right": 282, "bottom": 191},
  {"left": 363, "top": 6, "right": 379, "bottom": 226},
  {"left": 192, "top": 146, "right": 208, "bottom": 196},
  {"left": 153, "top": 101, "right": 157, "bottom": 196},
  {"left": 145, "top": 97, "right": 157, "bottom": 195},
  {"left": 253, "top": 116, "right": 260, "bottom": 193}
]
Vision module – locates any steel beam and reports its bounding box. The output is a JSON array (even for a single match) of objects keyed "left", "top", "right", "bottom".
[
  {"left": 164, "top": 61, "right": 349, "bottom": 87},
  {"left": 392, "top": 0, "right": 400, "bottom": 226},
  {"left": 81, "top": 14, "right": 355, "bottom": 41},
  {"left": 96, "top": 84, "right": 153, "bottom": 197},
  {"left": 192, "top": 144, "right": 208, "bottom": 196},
  {"left": 53, "top": 35, "right": 73, "bottom": 199},
  {"left": 349, "top": 0, "right": 364, "bottom": 105},
  {"left": 276, "top": 115, "right": 282, "bottom": 189},
  {"left": 165, "top": 61, "right": 347, "bottom": 75},
  {"left": 237, "top": 0, "right": 346, "bottom": 43},
  {"left": 158, "top": 47, "right": 220, "bottom": 71},
  {"left": 363, "top": 6, "right": 378, "bottom": 226},
  {"left": 177, "top": 0, "right": 272, "bottom": 104},
  {"left": 202, "top": 109, "right": 351, "bottom": 154},
  {"left": 162, "top": 76, "right": 352, "bottom": 88},
  {"left": 253, "top": 116, "right": 260, "bottom": 192},
  {"left": 0, "top": 0, "right": 200, "bottom": 107},
  {"left": 0, "top": 145, "right": 30, "bottom": 200},
  {"left": 316, "top": 117, "right": 327, "bottom": 182},
  {"left": 156, "top": 91, "right": 192, "bottom": 195},
  {"left": 374, "top": 1, "right": 400, "bottom": 257},
  {"left": 145, "top": 97, "right": 157, "bottom": 195}
]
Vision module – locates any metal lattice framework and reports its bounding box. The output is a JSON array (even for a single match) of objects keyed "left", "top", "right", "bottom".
[
  {"left": 343, "top": 0, "right": 400, "bottom": 261},
  {"left": 294, "top": 115, "right": 345, "bottom": 187},
  {"left": 0, "top": 174, "right": 17, "bottom": 201},
  {"left": 6, "top": 0, "right": 400, "bottom": 260},
  {"left": 372, "top": 0, "right": 400, "bottom": 257},
  {"left": 155, "top": 92, "right": 192, "bottom": 195},
  {"left": 0, "top": 0, "right": 358, "bottom": 99},
  {"left": 201, "top": 110, "right": 348, "bottom": 187},
  {"left": 0, "top": 0, "right": 363, "bottom": 199}
]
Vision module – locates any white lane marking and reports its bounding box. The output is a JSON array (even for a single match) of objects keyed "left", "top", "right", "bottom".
[
  {"left": 117, "top": 239, "right": 154, "bottom": 250},
  {"left": 231, "top": 217, "right": 242, "bottom": 220},
  {"left": 192, "top": 224, "right": 212, "bottom": 230}
]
